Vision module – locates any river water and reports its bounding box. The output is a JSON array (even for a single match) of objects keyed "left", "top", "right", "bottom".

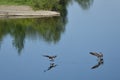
[{"left": 0, "top": 0, "right": 120, "bottom": 80}]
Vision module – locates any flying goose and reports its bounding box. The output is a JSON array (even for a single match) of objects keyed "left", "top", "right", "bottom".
[
  {"left": 43, "top": 55, "right": 57, "bottom": 61},
  {"left": 90, "top": 52, "right": 103, "bottom": 58}
]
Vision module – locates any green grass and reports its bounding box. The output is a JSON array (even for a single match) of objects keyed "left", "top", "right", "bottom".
[
  {"left": 0, "top": 0, "right": 61, "bottom": 10},
  {"left": 0, "top": 0, "right": 29, "bottom": 5}
]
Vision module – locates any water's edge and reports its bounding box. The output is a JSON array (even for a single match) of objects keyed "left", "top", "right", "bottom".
[{"left": 0, "top": 5, "right": 60, "bottom": 18}]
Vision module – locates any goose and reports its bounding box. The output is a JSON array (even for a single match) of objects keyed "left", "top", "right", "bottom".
[
  {"left": 43, "top": 55, "right": 57, "bottom": 61},
  {"left": 90, "top": 52, "right": 103, "bottom": 58}
]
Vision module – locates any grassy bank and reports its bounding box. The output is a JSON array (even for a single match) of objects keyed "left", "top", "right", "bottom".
[
  {"left": 0, "top": 0, "right": 60, "bottom": 10},
  {"left": 0, "top": 0, "right": 30, "bottom": 5}
]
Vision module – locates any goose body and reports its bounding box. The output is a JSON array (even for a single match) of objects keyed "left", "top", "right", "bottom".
[
  {"left": 43, "top": 55, "right": 57, "bottom": 61},
  {"left": 90, "top": 52, "right": 103, "bottom": 58}
]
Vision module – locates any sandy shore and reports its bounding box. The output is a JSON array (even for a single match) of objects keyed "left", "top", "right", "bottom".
[{"left": 0, "top": 5, "right": 60, "bottom": 18}]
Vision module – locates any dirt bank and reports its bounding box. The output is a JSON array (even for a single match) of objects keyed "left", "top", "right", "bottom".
[{"left": 0, "top": 5, "right": 60, "bottom": 18}]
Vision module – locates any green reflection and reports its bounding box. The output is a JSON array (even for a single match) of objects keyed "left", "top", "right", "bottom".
[
  {"left": 0, "top": 0, "right": 94, "bottom": 54},
  {"left": 75, "top": 0, "right": 94, "bottom": 9},
  {"left": 0, "top": 17, "right": 66, "bottom": 54},
  {"left": 0, "top": 0, "right": 93, "bottom": 11}
]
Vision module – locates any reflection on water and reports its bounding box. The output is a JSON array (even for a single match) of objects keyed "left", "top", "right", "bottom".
[
  {"left": 44, "top": 63, "right": 57, "bottom": 72},
  {"left": 43, "top": 55, "right": 58, "bottom": 72},
  {"left": 0, "top": 0, "right": 120, "bottom": 80},
  {"left": 0, "top": 0, "right": 94, "bottom": 54},
  {"left": 75, "top": 0, "right": 93, "bottom": 9},
  {"left": 0, "top": 17, "right": 66, "bottom": 53},
  {"left": 90, "top": 52, "right": 104, "bottom": 69},
  {"left": 91, "top": 58, "right": 104, "bottom": 69}
]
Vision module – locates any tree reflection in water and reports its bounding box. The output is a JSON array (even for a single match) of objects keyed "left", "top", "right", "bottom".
[
  {"left": 75, "top": 0, "right": 94, "bottom": 10},
  {"left": 0, "top": 17, "right": 66, "bottom": 54},
  {"left": 0, "top": 0, "right": 94, "bottom": 54}
]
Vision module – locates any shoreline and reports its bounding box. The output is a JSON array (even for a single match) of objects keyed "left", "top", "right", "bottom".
[{"left": 0, "top": 5, "right": 60, "bottom": 19}]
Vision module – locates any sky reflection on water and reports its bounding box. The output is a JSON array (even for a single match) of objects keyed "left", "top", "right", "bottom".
[{"left": 0, "top": 0, "right": 120, "bottom": 80}]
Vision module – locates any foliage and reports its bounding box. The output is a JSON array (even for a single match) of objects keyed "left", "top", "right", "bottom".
[
  {"left": 0, "top": 0, "right": 60, "bottom": 10},
  {"left": 0, "top": 17, "right": 65, "bottom": 53},
  {"left": 75, "top": 0, "right": 93, "bottom": 9},
  {"left": 0, "top": 0, "right": 93, "bottom": 10},
  {"left": 0, "top": 0, "right": 94, "bottom": 54}
]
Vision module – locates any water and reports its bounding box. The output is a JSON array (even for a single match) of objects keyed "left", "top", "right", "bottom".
[{"left": 0, "top": 0, "right": 120, "bottom": 80}]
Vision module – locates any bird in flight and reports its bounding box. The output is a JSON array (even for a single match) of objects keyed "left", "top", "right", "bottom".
[
  {"left": 43, "top": 55, "right": 57, "bottom": 61},
  {"left": 89, "top": 52, "right": 103, "bottom": 59}
]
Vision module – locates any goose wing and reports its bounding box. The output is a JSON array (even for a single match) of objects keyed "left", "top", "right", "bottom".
[{"left": 89, "top": 52, "right": 99, "bottom": 57}]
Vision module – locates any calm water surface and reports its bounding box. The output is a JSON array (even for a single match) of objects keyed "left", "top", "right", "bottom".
[{"left": 0, "top": 0, "right": 120, "bottom": 80}]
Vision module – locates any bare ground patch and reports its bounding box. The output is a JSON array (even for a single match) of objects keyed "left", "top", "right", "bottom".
[{"left": 0, "top": 5, "right": 60, "bottom": 18}]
